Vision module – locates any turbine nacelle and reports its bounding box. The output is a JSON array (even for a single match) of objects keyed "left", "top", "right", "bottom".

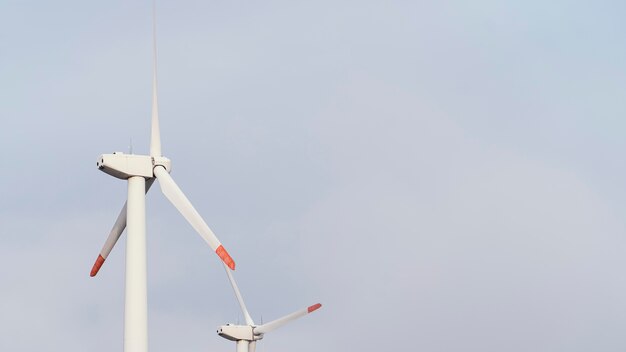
[
  {"left": 217, "top": 324, "right": 263, "bottom": 342},
  {"left": 97, "top": 152, "right": 171, "bottom": 179}
]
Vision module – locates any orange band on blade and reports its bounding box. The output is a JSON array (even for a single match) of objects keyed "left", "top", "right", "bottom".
[
  {"left": 308, "top": 303, "right": 322, "bottom": 313},
  {"left": 90, "top": 255, "right": 105, "bottom": 277},
  {"left": 216, "top": 245, "right": 235, "bottom": 270}
]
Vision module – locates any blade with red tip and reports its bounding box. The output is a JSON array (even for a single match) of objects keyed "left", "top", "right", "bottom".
[
  {"left": 253, "top": 303, "right": 322, "bottom": 335},
  {"left": 307, "top": 303, "right": 322, "bottom": 313},
  {"left": 90, "top": 178, "right": 155, "bottom": 277},
  {"left": 153, "top": 165, "right": 235, "bottom": 269}
]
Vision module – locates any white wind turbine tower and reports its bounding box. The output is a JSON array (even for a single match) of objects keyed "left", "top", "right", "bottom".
[
  {"left": 90, "top": 5, "right": 235, "bottom": 352},
  {"left": 217, "top": 263, "right": 322, "bottom": 352}
]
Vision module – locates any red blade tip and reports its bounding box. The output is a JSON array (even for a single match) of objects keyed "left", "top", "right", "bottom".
[
  {"left": 308, "top": 303, "right": 322, "bottom": 313},
  {"left": 216, "top": 245, "right": 235, "bottom": 270},
  {"left": 90, "top": 255, "right": 105, "bottom": 277}
]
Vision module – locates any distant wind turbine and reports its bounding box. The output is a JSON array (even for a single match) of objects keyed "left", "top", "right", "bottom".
[{"left": 218, "top": 263, "right": 322, "bottom": 352}]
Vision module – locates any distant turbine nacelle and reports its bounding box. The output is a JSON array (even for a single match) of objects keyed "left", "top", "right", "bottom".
[
  {"left": 97, "top": 152, "right": 171, "bottom": 179},
  {"left": 218, "top": 324, "right": 262, "bottom": 342}
]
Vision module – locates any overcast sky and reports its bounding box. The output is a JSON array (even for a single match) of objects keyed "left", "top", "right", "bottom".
[{"left": 1, "top": 1, "right": 626, "bottom": 351}]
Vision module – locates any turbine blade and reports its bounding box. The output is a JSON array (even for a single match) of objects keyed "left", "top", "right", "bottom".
[
  {"left": 153, "top": 165, "right": 235, "bottom": 269},
  {"left": 90, "top": 178, "right": 155, "bottom": 277},
  {"left": 223, "top": 263, "right": 254, "bottom": 325},
  {"left": 248, "top": 341, "right": 257, "bottom": 352},
  {"left": 149, "top": 3, "right": 161, "bottom": 157},
  {"left": 253, "top": 303, "right": 322, "bottom": 335}
]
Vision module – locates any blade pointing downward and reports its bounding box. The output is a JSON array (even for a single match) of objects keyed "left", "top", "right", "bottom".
[
  {"left": 153, "top": 165, "right": 235, "bottom": 269},
  {"left": 149, "top": 2, "right": 161, "bottom": 157},
  {"left": 253, "top": 303, "right": 322, "bottom": 335},
  {"left": 91, "top": 178, "right": 155, "bottom": 277}
]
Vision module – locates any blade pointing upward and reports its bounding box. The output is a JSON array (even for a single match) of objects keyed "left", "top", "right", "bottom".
[
  {"left": 223, "top": 262, "right": 254, "bottom": 325},
  {"left": 153, "top": 165, "right": 235, "bottom": 269},
  {"left": 149, "top": 1, "right": 161, "bottom": 157}
]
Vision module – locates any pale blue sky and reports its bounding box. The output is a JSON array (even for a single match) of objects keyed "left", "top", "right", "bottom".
[{"left": 1, "top": 1, "right": 625, "bottom": 351}]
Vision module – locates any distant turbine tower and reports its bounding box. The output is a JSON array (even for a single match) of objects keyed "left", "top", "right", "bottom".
[
  {"left": 218, "top": 263, "right": 322, "bottom": 352},
  {"left": 90, "top": 3, "right": 235, "bottom": 351}
]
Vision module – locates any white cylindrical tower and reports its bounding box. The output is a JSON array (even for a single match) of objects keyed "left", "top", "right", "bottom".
[{"left": 125, "top": 176, "right": 148, "bottom": 352}]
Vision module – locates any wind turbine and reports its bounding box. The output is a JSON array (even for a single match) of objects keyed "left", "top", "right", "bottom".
[
  {"left": 217, "top": 263, "right": 322, "bottom": 352},
  {"left": 90, "top": 5, "right": 235, "bottom": 352}
]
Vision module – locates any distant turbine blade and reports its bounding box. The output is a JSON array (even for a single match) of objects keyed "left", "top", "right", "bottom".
[
  {"left": 153, "top": 165, "right": 235, "bottom": 269},
  {"left": 223, "top": 263, "right": 254, "bottom": 325},
  {"left": 253, "top": 303, "right": 322, "bottom": 335},
  {"left": 90, "top": 178, "right": 155, "bottom": 277},
  {"left": 149, "top": 2, "right": 161, "bottom": 157}
]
